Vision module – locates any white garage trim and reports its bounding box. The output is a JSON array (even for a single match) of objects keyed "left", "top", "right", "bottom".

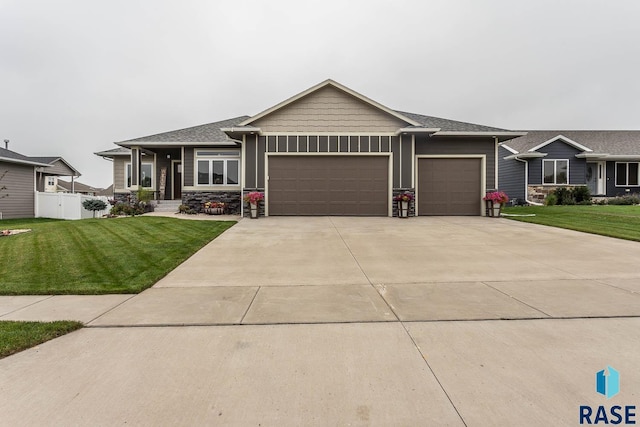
[{"left": 414, "top": 154, "right": 487, "bottom": 217}]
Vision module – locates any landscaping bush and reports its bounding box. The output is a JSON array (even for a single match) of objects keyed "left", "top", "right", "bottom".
[
  {"left": 608, "top": 194, "right": 640, "bottom": 205},
  {"left": 82, "top": 199, "right": 107, "bottom": 218},
  {"left": 550, "top": 186, "right": 591, "bottom": 205},
  {"left": 571, "top": 186, "right": 591, "bottom": 204},
  {"left": 545, "top": 193, "right": 557, "bottom": 206}
]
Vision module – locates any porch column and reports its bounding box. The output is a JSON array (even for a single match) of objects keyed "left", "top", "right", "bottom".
[{"left": 130, "top": 147, "right": 141, "bottom": 190}]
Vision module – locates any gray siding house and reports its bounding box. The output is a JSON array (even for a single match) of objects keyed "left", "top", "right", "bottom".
[
  {"left": 97, "top": 80, "right": 524, "bottom": 216},
  {"left": 0, "top": 146, "right": 80, "bottom": 219},
  {"left": 499, "top": 132, "right": 640, "bottom": 203}
]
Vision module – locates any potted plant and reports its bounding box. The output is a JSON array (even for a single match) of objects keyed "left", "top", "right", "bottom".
[
  {"left": 243, "top": 192, "right": 264, "bottom": 219},
  {"left": 393, "top": 192, "right": 414, "bottom": 218},
  {"left": 483, "top": 191, "right": 509, "bottom": 217}
]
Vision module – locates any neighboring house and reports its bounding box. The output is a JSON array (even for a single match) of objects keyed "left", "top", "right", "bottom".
[
  {"left": 0, "top": 146, "right": 80, "bottom": 219},
  {"left": 30, "top": 157, "right": 81, "bottom": 193},
  {"left": 499, "top": 131, "right": 640, "bottom": 204},
  {"left": 57, "top": 179, "right": 103, "bottom": 196},
  {"left": 96, "top": 79, "right": 525, "bottom": 216}
]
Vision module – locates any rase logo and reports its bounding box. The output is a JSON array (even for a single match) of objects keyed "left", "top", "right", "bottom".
[
  {"left": 580, "top": 366, "right": 636, "bottom": 425},
  {"left": 597, "top": 366, "right": 621, "bottom": 399}
]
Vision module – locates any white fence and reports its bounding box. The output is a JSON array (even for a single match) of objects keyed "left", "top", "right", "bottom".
[{"left": 35, "top": 192, "right": 110, "bottom": 220}]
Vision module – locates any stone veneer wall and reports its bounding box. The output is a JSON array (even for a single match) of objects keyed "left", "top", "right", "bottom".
[
  {"left": 392, "top": 188, "right": 415, "bottom": 217},
  {"left": 528, "top": 185, "right": 578, "bottom": 204},
  {"left": 113, "top": 192, "right": 134, "bottom": 204},
  {"left": 182, "top": 191, "right": 241, "bottom": 214},
  {"left": 242, "top": 188, "right": 265, "bottom": 218}
]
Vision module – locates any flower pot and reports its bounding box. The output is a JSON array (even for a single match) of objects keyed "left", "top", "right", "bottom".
[
  {"left": 491, "top": 203, "right": 502, "bottom": 218},
  {"left": 249, "top": 202, "right": 259, "bottom": 219},
  {"left": 398, "top": 200, "right": 409, "bottom": 218}
]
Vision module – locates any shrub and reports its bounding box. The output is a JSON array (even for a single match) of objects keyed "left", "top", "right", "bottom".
[
  {"left": 82, "top": 199, "right": 108, "bottom": 218},
  {"left": 608, "top": 194, "right": 640, "bottom": 205},
  {"left": 545, "top": 193, "right": 557, "bottom": 206},
  {"left": 571, "top": 186, "right": 591, "bottom": 204}
]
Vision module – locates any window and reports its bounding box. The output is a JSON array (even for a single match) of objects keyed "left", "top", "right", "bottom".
[
  {"left": 543, "top": 159, "right": 568, "bottom": 185},
  {"left": 125, "top": 163, "right": 153, "bottom": 188},
  {"left": 47, "top": 177, "right": 55, "bottom": 186},
  {"left": 616, "top": 162, "right": 640, "bottom": 186},
  {"left": 195, "top": 151, "right": 240, "bottom": 186}
]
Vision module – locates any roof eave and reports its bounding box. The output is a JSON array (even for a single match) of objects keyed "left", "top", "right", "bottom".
[
  {"left": 0, "top": 156, "right": 52, "bottom": 167},
  {"left": 396, "top": 127, "right": 441, "bottom": 135},
  {"left": 116, "top": 141, "right": 241, "bottom": 148},
  {"left": 504, "top": 152, "right": 547, "bottom": 160}
]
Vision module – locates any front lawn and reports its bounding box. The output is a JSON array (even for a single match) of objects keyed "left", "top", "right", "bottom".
[
  {"left": 0, "top": 217, "right": 235, "bottom": 295},
  {"left": 0, "top": 321, "right": 82, "bottom": 359},
  {"left": 501, "top": 205, "right": 640, "bottom": 241}
]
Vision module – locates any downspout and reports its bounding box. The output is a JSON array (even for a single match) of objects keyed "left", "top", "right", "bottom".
[{"left": 515, "top": 157, "right": 543, "bottom": 206}]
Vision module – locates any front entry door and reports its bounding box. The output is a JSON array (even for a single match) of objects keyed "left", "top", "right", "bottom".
[
  {"left": 586, "top": 162, "right": 605, "bottom": 195},
  {"left": 173, "top": 162, "right": 182, "bottom": 200}
]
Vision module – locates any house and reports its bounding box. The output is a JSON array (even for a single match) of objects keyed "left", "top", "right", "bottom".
[
  {"left": 96, "top": 79, "right": 525, "bottom": 216},
  {"left": 56, "top": 179, "right": 104, "bottom": 196},
  {"left": 499, "top": 131, "right": 640, "bottom": 204},
  {"left": 0, "top": 145, "right": 81, "bottom": 219}
]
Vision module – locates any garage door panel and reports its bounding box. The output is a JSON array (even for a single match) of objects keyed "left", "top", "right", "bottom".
[
  {"left": 268, "top": 156, "right": 388, "bottom": 216},
  {"left": 418, "top": 158, "right": 481, "bottom": 216}
]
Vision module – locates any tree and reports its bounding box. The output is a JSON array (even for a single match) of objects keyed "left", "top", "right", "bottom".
[
  {"left": 82, "top": 199, "right": 107, "bottom": 218},
  {"left": 0, "top": 170, "right": 8, "bottom": 200}
]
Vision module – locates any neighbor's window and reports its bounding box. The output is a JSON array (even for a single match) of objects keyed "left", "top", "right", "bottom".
[
  {"left": 543, "top": 159, "right": 569, "bottom": 185},
  {"left": 615, "top": 162, "right": 639, "bottom": 186},
  {"left": 196, "top": 151, "right": 240, "bottom": 186},
  {"left": 47, "top": 177, "right": 55, "bottom": 186},
  {"left": 126, "top": 163, "right": 153, "bottom": 188}
]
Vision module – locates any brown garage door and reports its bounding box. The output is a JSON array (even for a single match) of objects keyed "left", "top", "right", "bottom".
[
  {"left": 418, "top": 158, "right": 482, "bottom": 215},
  {"left": 268, "top": 156, "right": 388, "bottom": 216}
]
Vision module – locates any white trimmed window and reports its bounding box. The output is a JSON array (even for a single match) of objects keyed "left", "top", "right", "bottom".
[
  {"left": 196, "top": 151, "right": 240, "bottom": 186},
  {"left": 47, "top": 177, "right": 55, "bottom": 186},
  {"left": 615, "top": 162, "right": 639, "bottom": 186},
  {"left": 543, "top": 159, "right": 569, "bottom": 185},
  {"left": 126, "top": 163, "right": 153, "bottom": 188}
]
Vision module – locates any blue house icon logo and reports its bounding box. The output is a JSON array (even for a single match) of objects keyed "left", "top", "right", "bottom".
[{"left": 596, "top": 366, "right": 620, "bottom": 399}]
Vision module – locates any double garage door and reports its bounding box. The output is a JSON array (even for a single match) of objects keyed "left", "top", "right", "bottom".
[
  {"left": 268, "top": 156, "right": 388, "bottom": 216},
  {"left": 267, "top": 156, "right": 482, "bottom": 216}
]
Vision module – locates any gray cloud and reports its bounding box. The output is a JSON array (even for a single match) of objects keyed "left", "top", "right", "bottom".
[{"left": 2, "top": 0, "right": 639, "bottom": 187}]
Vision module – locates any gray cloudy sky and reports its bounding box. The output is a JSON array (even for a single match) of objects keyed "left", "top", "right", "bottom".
[{"left": 2, "top": 0, "right": 639, "bottom": 187}]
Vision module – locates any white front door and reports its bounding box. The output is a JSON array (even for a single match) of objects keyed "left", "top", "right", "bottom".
[{"left": 587, "top": 162, "right": 606, "bottom": 195}]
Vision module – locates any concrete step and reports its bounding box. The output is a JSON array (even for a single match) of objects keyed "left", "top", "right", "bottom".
[{"left": 153, "top": 201, "right": 182, "bottom": 212}]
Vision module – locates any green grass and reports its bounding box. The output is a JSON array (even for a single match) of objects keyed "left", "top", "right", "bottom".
[
  {"left": 502, "top": 205, "right": 640, "bottom": 241},
  {"left": 0, "top": 217, "right": 235, "bottom": 295},
  {"left": 0, "top": 321, "right": 82, "bottom": 359}
]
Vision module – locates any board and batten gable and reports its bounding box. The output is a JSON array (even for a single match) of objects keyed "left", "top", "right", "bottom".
[
  {"left": 415, "top": 136, "right": 497, "bottom": 190},
  {"left": 0, "top": 162, "right": 35, "bottom": 218},
  {"left": 498, "top": 145, "right": 526, "bottom": 202},
  {"left": 527, "top": 140, "right": 585, "bottom": 185},
  {"left": 249, "top": 85, "right": 409, "bottom": 133}
]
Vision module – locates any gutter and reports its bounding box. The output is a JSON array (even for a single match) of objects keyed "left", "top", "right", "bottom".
[{"left": 514, "top": 157, "right": 543, "bottom": 206}]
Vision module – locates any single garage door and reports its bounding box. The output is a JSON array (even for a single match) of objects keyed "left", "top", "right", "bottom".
[
  {"left": 268, "top": 155, "right": 388, "bottom": 216},
  {"left": 418, "top": 158, "right": 482, "bottom": 215}
]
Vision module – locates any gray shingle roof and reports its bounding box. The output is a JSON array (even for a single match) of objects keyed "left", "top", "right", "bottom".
[
  {"left": 396, "top": 111, "right": 509, "bottom": 132},
  {"left": 0, "top": 147, "right": 51, "bottom": 166},
  {"left": 118, "top": 116, "right": 250, "bottom": 144},
  {"left": 95, "top": 147, "right": 131, "bottom": 157},
  {"left": 504, "top": 131, "right": 640, "bottom": 156}
]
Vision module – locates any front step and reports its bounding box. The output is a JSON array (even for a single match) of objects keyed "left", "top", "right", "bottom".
[{"left": 153, "top": 200, "right": 182, "bottom": 213}]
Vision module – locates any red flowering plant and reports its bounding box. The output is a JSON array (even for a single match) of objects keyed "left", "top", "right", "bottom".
[
  {"left": 483, "top": 191, "right": 509, "bottom": 204},
  {"left": 243, "top": 192, "right": 264, "bottom": 205},
  {"left": 393, "top": 192, "right": 414, "bottom": 202}
]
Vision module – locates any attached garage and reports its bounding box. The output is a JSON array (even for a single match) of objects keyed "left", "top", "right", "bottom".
[
  {"left": 417, "top": 157, "right": 483, "bottom": 216},
  {"left": 267, "top": 155, "right": 389, "bottom": 216}
]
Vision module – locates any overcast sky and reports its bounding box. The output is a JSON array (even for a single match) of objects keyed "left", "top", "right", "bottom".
[{"left": 2, "top": 0, "right": 639, "bottom": 187}]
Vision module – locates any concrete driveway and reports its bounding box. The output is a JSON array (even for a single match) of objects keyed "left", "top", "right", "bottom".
[{"left": 2, "top": 216, "right": 640, "bottom": 426}]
